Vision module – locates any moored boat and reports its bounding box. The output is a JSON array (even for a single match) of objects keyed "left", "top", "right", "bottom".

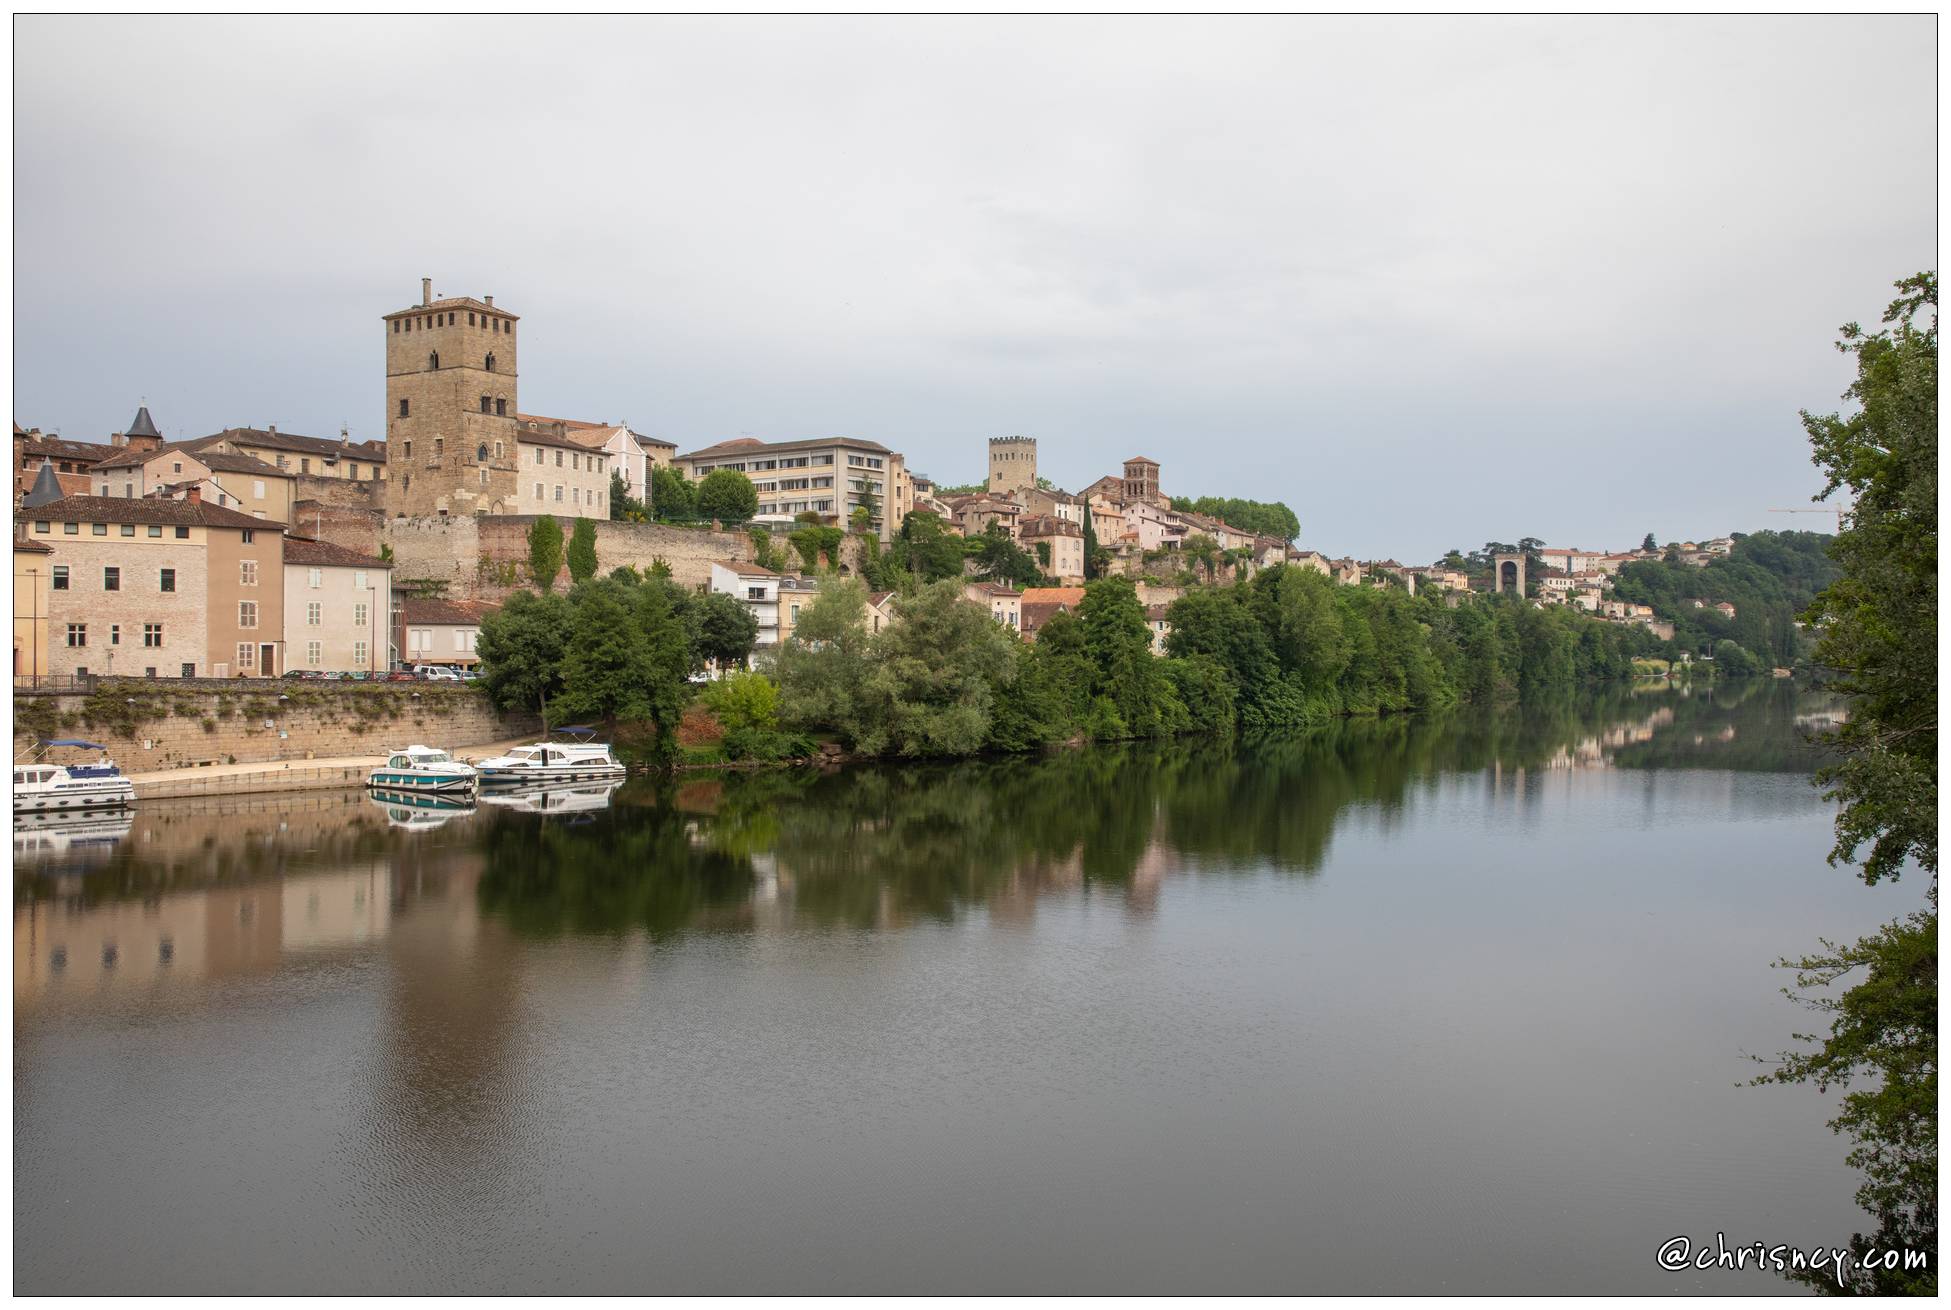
[
  {"left": 474, "top": 727, "right": 626, "bottom": 787},
  {"left": 366, "top": 745, "right": 478, "bottom": 794},
  {"left": 369, "top": 787, "right": 478, "bottom": 829},
  {"left": 13, "top": 740, "right": 138, "bottom": 815},
  {"left": 476, "top": 778, "right": 623, "bottom": 814}
]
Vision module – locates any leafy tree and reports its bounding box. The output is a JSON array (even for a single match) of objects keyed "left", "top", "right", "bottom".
[
  {"left": 853, "top": 579, "right": 1019, "bottom": 756},
  {"left": 854, "top": 480, "right": 879, "bottom": 530},
  {"left": 691, "top": 590, "right": 760, "bottom": 671},
  {"left": 1080, "top": 577, "right": 1169, "bottom": 737},
  {"left": 889, "top": 511, "right": 966, "bottom": 582},
  {"left": 700, "top": 671, "right": 799, "bottom": 761},
  {"left": 650, "top": 466, "right": 696, "bottom": 522},
  {"left": 476, "top": 589, "right": 571, "bottom": 719},
  {"left": 1753, "top": 273, "right": 1938, "bottom": 1291},
  {"left": 1712, "top": 638, "right": 1759, "bottom": 677},
  {"left": 551, "top": 577, "right": 686, "bottom": 752},
  {"left": 772, "top": 576, "right": 874, "bottom": 741},
  {"left": 609, "top": 471, "right": 646, "bottom": 522},
  {"left": 1176, "top": 496, "right": 1300, "bottom": 542},
  {"left": 966, "top": 522, "right": 1047, "bottom": 588},
  {"left": 527, "top": 515, "right": 563, "bottom": 591},
  {"left": 1183, "top": 532, "right": 1220, "bottom": 582},
  {"left": 566, "top": 516, "right": 598, "bottom": 583},
  {"left": 1641, "top": 532, "right": 1657, "bottom": 552},
  {"left": 696, "top": 468, "right": 758, "bottom": 523}
]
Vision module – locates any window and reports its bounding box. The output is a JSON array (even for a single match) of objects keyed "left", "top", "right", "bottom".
[
  {"left": 175, "top": 526, "right": 189, "bottom": 539},
  {"left": 477, "top": 443, "right": 488, "bottom": 463},
  {"left": 454, "top": 630, "right": 467, "bottom": 652},
  {"left": 355, "top": 570, "right": 368, "bottom": 590},
  {"left": 160, "top": 568, "right": 175, "bottom": 593},
  {"left": 495, "top": 441, "right": 504, "bottom": 459},
  {"left": 354, "top": 640, "right": 368, "bottom": 667},
  {"left": 308, "top": 568, "right": 322, "bottom": 588},
  {"left": 253, "top": 480, "right": 265, "bottom": 498},
  {"left": 790, "top": 604, "right": 801, "bottom": 623},
  {"left": 143, "top": 624, "right": 164, "bottom": 648},
  {"left": 240, "top": 561, "right": 258, "bottom": 586},
  {"left": 399, "top": 399, "right": 410, "bottom": 418},
  {"left": 554, "top": 485, "right": 563, "bottom": 502},
  {"left": 103, "top": 567, "right": 120, "bottom": 591},
  {"left": 306, "top": 640, "right": 321, "bottom": 665},
  {"left": 63, "top": 522, "right": 77, "bottom": 534},
  {"left": 33, "top": 521, "right": 48, "bottom": 533},
  {"left": 181, "top": 662, "right": 196, "bottom": 677},
  {"left": 98, "top": 483, "right": 108, "bottom": 495},
  {"left": 51, "top": 566, "right": 68, "bottom": 590},
  {"left": 573, "top": 488, "right": 580, "bottom": 505},
  {"left": 350, "top": 464, "right": 360, "bottom": 480},
  {"left": 747, "top": 587, "right": 767, "bottom": 601},
  {"left": 300, "top": 458, "right": 310, "bottom": 474},
  {"left": 535, "top": 447, "right": 544, "bottom": 465},
  {"left": 145, "top": 667, "right": 158, "bottom": 678},
  {"left": 275, "top": 454, "right": 287, "bottom": 469},
  {"left": 428, "top": 352, "right": 439, "bottom": 371},
  {"left": 571, "top": 453, "right": 580, "bottom": 471},
  {"left": 147, "top": 525, "right": 162, "bottom": 538},
  {"left": 307, "top": 602, "right": 321, "bottom": 626},
  {"left": 354, "top": 602, "right": 368, "bottom": 627},
  {"left": 172, "top": 461, "right": 183, "bottom": 474},
  {"left": 468, "top": 312, "right": 475, "bottom": 325},
  {"left": 434, "top": 438, "right": 444, "bottom": 458},
  {"left": 535, "top": 482, "right": 544, "bottom": 500},
  {"left": 481, "top": 396, "right": 491, "bottom": 414},
  {"left": 404, "top": 440, "right": 413, "bottom": 460},
  {"left": 92, "top": 523, "right": 107, "bottom": 536},
  {"left": 237, "top": 643, "right": 255, "bottom": 669},
  {"left": 480, "top": 468, "right": 489, "bottom": 487},
  {"left": 120, "top": 523, "right": 135, "bottom": 537},
  {"left": 239, "top": 601, "right": 258, "bottom": 629},
  {"left": 554, "top": 450, "right": 563, "bottom": 468},
  {"left": 485, "top": 352, "right": 496, "bottom": 372},
  {"left": 65, "top": 624, "right": 85, "bottom": 648},
  {"left": 242, "top": 529, "right": 256, "bottom": 544},
  {"left": 495, "top": 399, "right": 506, "bottom": 416}
]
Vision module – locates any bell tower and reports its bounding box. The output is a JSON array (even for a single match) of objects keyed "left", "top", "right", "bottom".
[
  {"left": 988, "top": 434, "right": 1037, "bottom": 497},
  {"left": 383, "top": 277, "right": 522, "bottom": 517}
]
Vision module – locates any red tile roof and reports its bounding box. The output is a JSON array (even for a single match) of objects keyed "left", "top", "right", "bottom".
[
  {"left": 283, "top": 536, "right": 391, "bottom": 569},
  {"left": 26, "top": 494, "right": 282, "bottom": 531}
]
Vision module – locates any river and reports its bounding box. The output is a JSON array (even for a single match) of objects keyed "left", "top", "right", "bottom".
[{"left": 12, "top": 680, "right": 1925, "bottom": 1294}]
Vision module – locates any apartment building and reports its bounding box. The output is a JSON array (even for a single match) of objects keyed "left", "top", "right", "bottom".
[
  {"left": 14, "top": 532, "right": 52, "bottom": 678},
  {"left": 198, "top": 426, "right": 387, "bottom": 483},
  {"left": 399, "top": 597, "right": 492, "bottom": 669},
  {"left": 515, "top": 428, "right": 611, "bottom": 516},
  {"left": 964, "top": 581, "right": 1023, "bottom": 631},
  {"left": 708, "top": 559, "right": 782, "bottom": 657},
  {"left": 14, "top": 426, "right": 111, "bottom": 502},
  {"left": 91, "top": 442, "right": 295, "bottom": 522},
  {"left": 24, "top": 492, "right": 287, "bottom": 677},
  {"left": 675, "top": 437, "right": 908, "bottom": 542},
  {"left": 1018, "top": 515, "right": 1085, "bottom": 583},
  {"left": 519, "top": 416, "right": 675, "bottom": 503},
  {"left": 284, "top": 537, "right": 393, "bottom": 673}
]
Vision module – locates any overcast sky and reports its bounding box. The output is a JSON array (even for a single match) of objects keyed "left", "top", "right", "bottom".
[{"left": 14, "top": 15, "right": 1935, "bottom": 559}]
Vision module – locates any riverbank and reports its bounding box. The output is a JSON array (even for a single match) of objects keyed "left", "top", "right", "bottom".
[{"left": 124, "top": 735, "right": 539, "bottom": 800}]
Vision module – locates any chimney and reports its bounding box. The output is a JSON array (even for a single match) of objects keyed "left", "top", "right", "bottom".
[
  {"left": 185, "top": 485, "right": 201, "bottom": 504},
  {"left": 110, "top": 432, "right": 127, "bottom": 447},
  {"left": 484, "top": 295, "right": 494, "bottom": 308},
  {"left": 267, "top": 424, "right": 276, "bottom": 436},
  {"left": 421, "top": 277, "right": 432, "bottom": 306}
]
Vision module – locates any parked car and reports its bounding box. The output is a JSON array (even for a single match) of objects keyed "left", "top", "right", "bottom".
[{"left": 412, "top": 665, "right": 462, "bottom": 682}]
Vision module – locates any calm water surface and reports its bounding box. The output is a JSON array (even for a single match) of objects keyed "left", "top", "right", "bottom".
[{"left": 13, "top": 682, "right": 1924, "bottom": 1294}]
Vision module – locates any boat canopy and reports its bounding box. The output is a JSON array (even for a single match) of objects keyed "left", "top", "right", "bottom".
[
  {"left": 552, "top": 726, "right": 600, "bottom": 741},
  {"left": 39, "top": 739, "right": 108, "bottom": 750}
]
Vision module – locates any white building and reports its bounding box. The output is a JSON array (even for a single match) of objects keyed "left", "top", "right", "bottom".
[
  {"left": 709, "top": 559, "right": 781, "bottom": 658},
  {"left": 283, "top": 536, "right": 392, "bottom": 672}
]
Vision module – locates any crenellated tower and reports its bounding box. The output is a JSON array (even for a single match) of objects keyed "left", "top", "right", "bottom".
[
  {"left": 988, "top": 434, "right": 1037, "bottom": 497},
  {"left": 383, "top": 277, "right": 522, "bottom": 517}
]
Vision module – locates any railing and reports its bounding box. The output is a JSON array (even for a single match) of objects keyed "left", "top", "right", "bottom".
[
  {"left": 13, "top": 674, "right": 96, "bottom": 693},
  {"left": 135, "top": 763, "right": 370, "bottom": 798}
]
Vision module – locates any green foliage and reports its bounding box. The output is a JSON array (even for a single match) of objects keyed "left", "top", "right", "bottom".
[
  {"left": 1801, "top": 271, "right": 1937, "bottom": 887},
  {"left": 1712, "top": 639, "right": 1759, "bottom": 677},
  {"left": 549, "top": 576, "right": 691, "bottom": 759},
  {"left": 696, "top": 468, "right": 759, "bottom": 523},
  {"left": 747, "top": 528, "right": 786, "bottom": 574},
  {"left": 1177, "top": 495, "right": 1301, "bottom": 542},
  {"left": 649, "top": 466, "right": 696, "bottom": 522},
  {"left": 691, "top": 590, "right": 760, "bottom": 670},
  {"left": 477, "top": 589, "right": 571, "bottom": 717},
  {"left": 888, "top": 511, "right": 966, "bottom": 582},
  {"left": 966, "top": 522, "right": 1048, "bottom": 588},
  {"left": 852, "top": 579, "right": 1021, "bottom": 757},
  {"left": 1081, "top": 502, "right": 1101, "bottom": 580},
  {"left": 609, "top": 471, "right": 647, "bottom": 522},
  {"left": 700, "top": 672, "right": 805, "bottom": 761},
  {"left": 789, "top": 522, "right": 845, "bottom": 571},
  {"left": 1080, "top": 578, "right": 1171, "bottom": 738},
  {"left": 527, "top": 515, "right": 562, "bottom": 592},
  {"left": 772, "top": 576, "right": 875, "bottom": 740},
  {"left": 566, "top": 516, "right": 599, "bottom": 583},
  {"left": 1610, "top": 531, "right": 1839, "bottom": 666}
]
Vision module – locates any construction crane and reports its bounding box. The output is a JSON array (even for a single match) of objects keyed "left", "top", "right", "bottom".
[{"left": 1769, "top": 507, "right": 1848, "bottom": 528}]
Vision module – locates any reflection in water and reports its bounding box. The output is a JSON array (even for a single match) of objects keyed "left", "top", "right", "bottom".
[{"left": 15, "top": 680, "right": 1881, "bottom": 1295}]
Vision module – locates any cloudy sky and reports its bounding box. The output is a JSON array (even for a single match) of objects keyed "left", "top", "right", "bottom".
[{"left": 14, "top": 15, "right": 1935, "bottom": 559}]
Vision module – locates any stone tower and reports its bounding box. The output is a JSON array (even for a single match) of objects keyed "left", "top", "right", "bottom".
[
  {"left": 1122, "top": 455, "right": 1161, "bottom": 505},
  {"left": 383, "top": 278, "right": 522, "bottom": 517},
  {"left": 988, "top": 435, "right": 1037, "bottom": 496}
]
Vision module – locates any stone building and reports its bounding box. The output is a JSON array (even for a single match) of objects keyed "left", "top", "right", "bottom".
[
  {"left": 1018, "top": 514, "right": 1085, "bottom": 583},
  {"left": 284, "top": 536, "right": 392, "bottom": 673},
  {"left": 14, "top": 422, "right": 119, "bottom": 503},
  {"left": 399, "top": 596, "right": 493, "bottom": 669},
  {"left": 23, "top": 492, "right": 287, "bottom": 678},
  {"left": 1121, "top": 455, "right": 1162, "bottom": 505},
  {"left": 198, "top": 426, "right": 386, "bottom": 484},
  {"left": 14, "top": 531, "right": 52, "bottom": 679},
  {"left": 383, "top": 278, "right": 524, "bottom": 518},
  {"left": 91, "top": 441, "right": 294, "bottom": 523},
  {"left": 988, "top": 435, "right": 1037, "bottom": 497}
]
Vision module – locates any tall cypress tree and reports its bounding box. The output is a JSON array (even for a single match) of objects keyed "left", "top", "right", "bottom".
[{"left": 1082, "top": 503, "right": 1099, "bottom": 580}]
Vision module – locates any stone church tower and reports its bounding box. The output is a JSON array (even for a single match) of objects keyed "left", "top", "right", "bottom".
[{"left": 384, "top": 278, "right": 522, "bottom": 517}]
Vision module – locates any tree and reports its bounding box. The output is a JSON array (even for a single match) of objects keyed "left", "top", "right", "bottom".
[
  {"left": 527, "top": 515, "right": 562, "bottom": 592},
  {"left": 610, "top": 471, "right": 647, "bottom": 522},
  {"left": 854, "top": 480, "right": 880, "bottom": 531},
  {"left": 789, "top": 523, "right": 845, "bottom": 572},
  {"left": 695, "top": 468, "right": 758, "bottom": 523},
  {"left": 966, "top": 522, "right": 1046, "bottom": 589},
  {"left": 889, "top": 511, "right": 966, "bottom": 582},
  {"left": 852, "top": 579, "right": 1019, "bottom": 756},
  {"left": 650, "top": 466, "right": 696, "bottom": 522},
  {"left": 699, "top": 671, "right": 794, "bottom": 760},
  {"left": 1082, "top": 503, "right": 1100, "bottom": 580},
  {"left": 1754, "top": 272, "right": 1938, "bottom": 1290},
  {"left": 552, "top": 578, "right": 672, "bottom": 742},
  {"left": 773, "top": 576, "right": 874, "bottom": 742},
  {"left": 476, "top": 589, "right": 570, "bottom": 720},
  {"left": 1079, "top": 577, "right": 1169, "bottom": 737},
  {"left": 748, "top": 528, "right": 786, "bottom": 573},
  {"left": 566, "top": 516, "right": 598, "bottom": 583},
  {"left": 1641, "top": 532, "right": 1658, "bottom": 552},
  {"left": 1183, "top": 532, "right": 1220, "bottom": 582},
  {"left": 692, "top": 590, "right": 760, "bottom": 671}
]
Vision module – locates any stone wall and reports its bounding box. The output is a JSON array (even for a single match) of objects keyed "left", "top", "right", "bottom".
[
  {"left": 298, "top": 501, "right": 386, "bottom": 556},
  {"left": 14, "top": 680, "right": 539, "bottom": 770},
  {"left": 385, "top": 514, "right": 866, "bottom": 602}
]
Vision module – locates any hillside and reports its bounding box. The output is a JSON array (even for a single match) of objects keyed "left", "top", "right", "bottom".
[{"left": 1607, "top": 530, "right": 1838, "bottom": 667}]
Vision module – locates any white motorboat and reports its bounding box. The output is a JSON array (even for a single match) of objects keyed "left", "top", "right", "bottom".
[
  {"left": 13, "top": 740, "right": 137, "bottom": 815},
  {"left": 474, "top": 727, "right": 626, "bottom": 787},
  {"left": 366, "top": 744, "right": 478, "bottom": 794}
]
